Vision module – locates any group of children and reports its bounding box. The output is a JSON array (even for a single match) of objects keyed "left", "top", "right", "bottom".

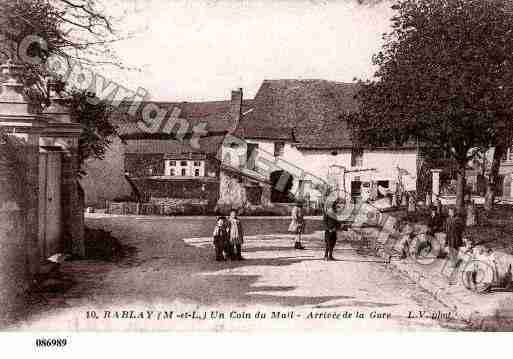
[
  {"left": 212, "top": 210, "right": 244, "bottom": 261},
  {"left": 396, "top": 205, "right": 466, "bottom": 264}
]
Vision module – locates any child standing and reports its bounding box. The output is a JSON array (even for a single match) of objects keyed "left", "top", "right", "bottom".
[
  {"left": 289, "top": 202, "right": 306, "bottom": 250},
  {"left": 213, "top": 216, "right": 228, "bottom": 261},
  {"left": 228, "top": 210, "right": 244, "bottom": 260}
]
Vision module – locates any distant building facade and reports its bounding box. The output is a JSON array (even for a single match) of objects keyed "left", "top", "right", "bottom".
[{"left": 93, "top": 89, "right": 263, "bottom": 212}]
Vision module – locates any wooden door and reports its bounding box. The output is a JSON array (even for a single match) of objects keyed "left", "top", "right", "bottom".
[{"left": 38, "top": 151, "right": 62, "bottom": 259}]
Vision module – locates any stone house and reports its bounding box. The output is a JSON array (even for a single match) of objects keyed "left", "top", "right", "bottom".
[
  {"left": 223, "top": 79, "right": 419, "bottom": 205},
  {"left": 0, "top": 62, "right": 83, "bottom": 325}
]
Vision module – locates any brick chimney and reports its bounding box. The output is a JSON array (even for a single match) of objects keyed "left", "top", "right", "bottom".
[{"left": 229, "top": 88, "right": 243, "bottom": 133}]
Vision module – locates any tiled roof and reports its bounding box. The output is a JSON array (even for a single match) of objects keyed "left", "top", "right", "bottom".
[
  {"left": 236, "top": 79, "right": 359, "bottom": 149},
  {"left": 294, "top": 123, "right": 353, "bottom": 149},
  {"left": 124, "top": 135, "right": 225, "bottom": 158},
  {"left": 112, "top": 99, "right": 254, "bottom": 137},
  {"left": 233, "top": 126, "right": 294, "bottom": 141}
]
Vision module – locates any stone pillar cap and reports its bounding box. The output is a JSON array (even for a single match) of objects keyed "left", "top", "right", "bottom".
[
  {"left": 43, "top": 77, "right": 72, "bottom": 123},
  {"left": 0, "top": 61, "right": 47, "bottom": 132},
  {"left": 0, "top": 60, "right": 32, "bottom": 116}
]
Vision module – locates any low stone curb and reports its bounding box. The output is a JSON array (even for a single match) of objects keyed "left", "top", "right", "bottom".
[
  {"left": 347, "top": 222, "right": 510, "bottom": 326},
  {"left": 385, "top": 258, "right": 509, "bottom": 328},
  {"left": 388, "top": 259, "right": 460, "bottom": 312}
]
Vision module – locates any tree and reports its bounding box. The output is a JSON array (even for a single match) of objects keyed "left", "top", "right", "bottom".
[
  {"left": 353, "top": 0, "right": 513, "bottom": 215},
  {"left": 69, "top": 91, "right": 117, "bottom": 172},
  {"left": 0, "top": 0, "right": 129, "bottom": 168},
  {"left": 0, "top": 0, "right": 124, "bottom": 79}
]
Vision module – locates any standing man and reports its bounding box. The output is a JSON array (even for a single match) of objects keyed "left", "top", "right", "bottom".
[
  {"left": 323, "top": 200, "right": 341, "bottom": 261},
  {"left": 445, "top": 206, "right": 464, "bottom": 266},
  {"left": 427, "top": 207, "right": 444, "bottom": 238}
]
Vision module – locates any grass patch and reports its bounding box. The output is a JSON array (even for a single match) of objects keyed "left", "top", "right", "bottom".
[{"left": 84, "top": 227, "right": 137, "bottom": 262}]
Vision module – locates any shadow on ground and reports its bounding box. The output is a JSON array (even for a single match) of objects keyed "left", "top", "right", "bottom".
[{"left": 13, "top": 218, "right": 351, "bottom": 328}]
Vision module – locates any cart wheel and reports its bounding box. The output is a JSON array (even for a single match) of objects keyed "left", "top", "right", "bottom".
[{"left": 461, "top": 260, "right": 494, "bottom": 293}]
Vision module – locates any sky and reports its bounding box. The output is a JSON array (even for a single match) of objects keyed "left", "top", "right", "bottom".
[{"left": 105, "top": 0, "right": 395, "bottom": 102}]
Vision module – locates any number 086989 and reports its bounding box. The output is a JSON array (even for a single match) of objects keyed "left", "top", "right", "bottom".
[{"left": 35, "top": 338, "right": 68, "bottom": 347}]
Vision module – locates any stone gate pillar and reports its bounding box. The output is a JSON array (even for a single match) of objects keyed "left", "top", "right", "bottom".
[
  {"left": 0, "top": 60, "right": 47, "bottom": 326},
  {"left": 42, "top": 78, "right": 83, "bottom": 257}
]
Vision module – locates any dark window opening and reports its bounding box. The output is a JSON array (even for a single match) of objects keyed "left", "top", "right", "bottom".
[
  {"left": 274, "top": 142, "right": 285, "bottom": 157},
  {"left": 377, "top": 180, "right": 389, "bottom": 198},
  {"left": 247, "top": 143, "right": 258, "bottom": 170},
  {"left": 351, "top": 148, "right": 363, "bottom": 167},
  {"left": 351, "top": 180, "right": 362, "bottom": 203},
  {"left": 270, "top": 170, "right": 294, "bottom": 203},
  {"left": 246, "top": 185, "right": 263, "bottom": 205}
]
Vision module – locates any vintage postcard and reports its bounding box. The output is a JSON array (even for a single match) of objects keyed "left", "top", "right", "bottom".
[{"left": 1, "top": 0, "right": 513, "bottom": 345}]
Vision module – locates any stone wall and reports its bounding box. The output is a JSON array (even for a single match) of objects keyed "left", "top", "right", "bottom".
[
  {"left": 108, "top": 198, "right": 209, "bottom": 215},
  {"left": 150, "top": 197, "right": 208, "bottom": 206},
  {"left": 218, "top": 171, "right": 247, "bottom": 209},
  {"left": 131, "top": 178, "right": 219, "bottom": 206},
  {"left": 62, "top": 140, "right": 84, "bottom": 256},
  {"left": 217, "top": 170, "right": 272, "bottom": 211},
  {"left": 0, "top": 136, "right": 32, "bottom": 327}
]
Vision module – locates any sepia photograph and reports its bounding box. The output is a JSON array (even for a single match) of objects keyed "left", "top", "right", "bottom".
[{"left": 1, "top": 0, "right": 513, "bottom": 348}]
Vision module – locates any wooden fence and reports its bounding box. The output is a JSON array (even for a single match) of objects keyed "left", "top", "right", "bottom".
[{"left": 106, "top": 200, "right": 209, "bottom": 216}]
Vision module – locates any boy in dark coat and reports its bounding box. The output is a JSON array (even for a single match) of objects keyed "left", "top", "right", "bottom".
[
  {"left": 213, "top": 216, "right": 229, "bottom": 261},
  {"left": 445, "top": 207, "right": 464, "bottom": 266},
  {"left": 323, "top": 200, "right": 342, "bottom": 261}
]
